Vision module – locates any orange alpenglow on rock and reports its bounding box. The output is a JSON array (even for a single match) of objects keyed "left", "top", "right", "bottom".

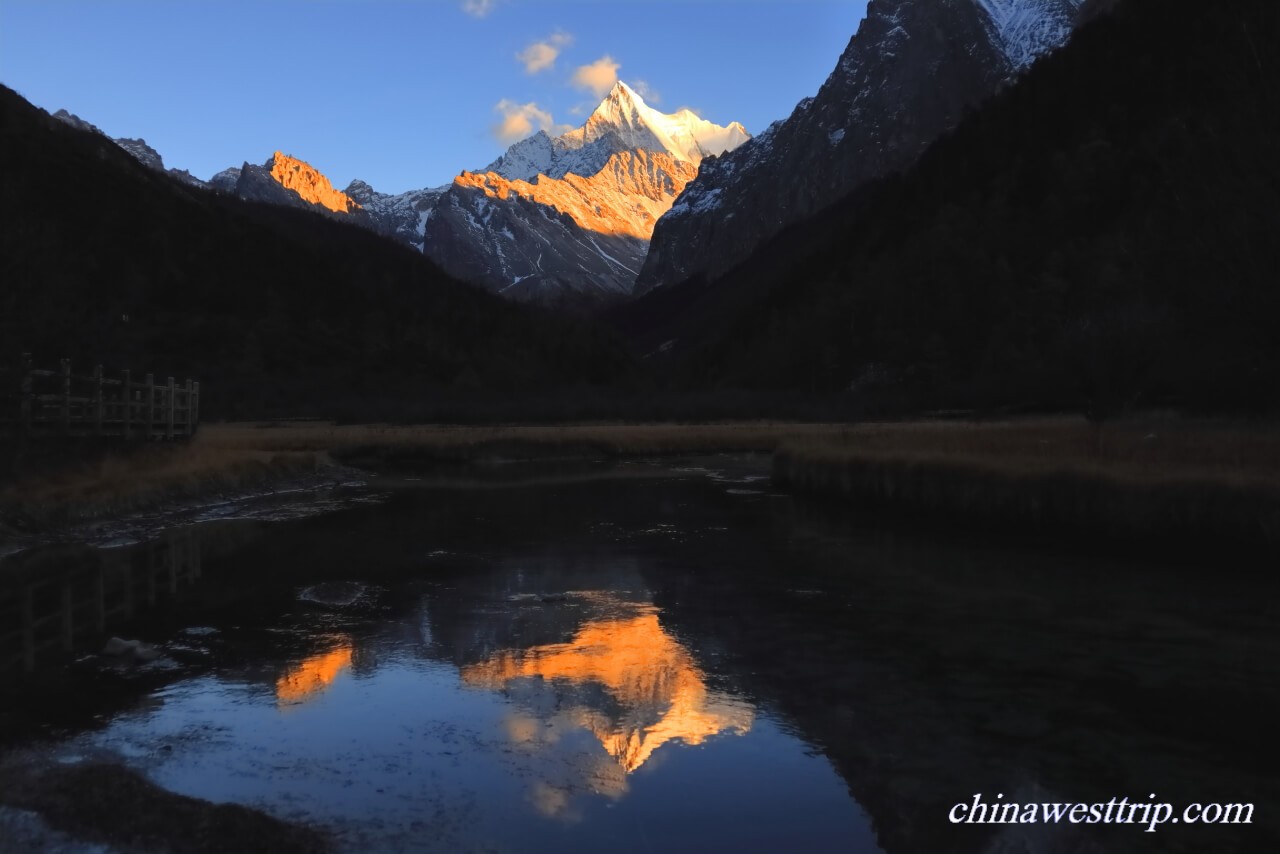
[
  {"left": 453, "top": 149, "right": 697, "bottom": 240},
  {"left": 268, "top": 152, "right": 363, "bottom": 215}
]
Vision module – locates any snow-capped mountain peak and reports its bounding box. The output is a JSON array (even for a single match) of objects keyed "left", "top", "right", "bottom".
[
  {"left": 485, "top": 81, "right": 750, "bottom": 183},
  {"left": 426, "top": 81, "right": 751, "bottom": 299},
  {"left": 563, "top": 80, "right": 750, "bottom": 167}
]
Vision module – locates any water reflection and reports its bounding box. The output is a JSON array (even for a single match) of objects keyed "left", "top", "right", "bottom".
[
  {"left": 0, "top": 529, "right": 201, "bottom": 673},
  {"left": 17, "top": 457, "right": 1269, "bottom": 852},
  {"left": 276, "top": 641, "right": 354, "bottom": 707},
  {"left": 464, "top": 603, "right": 753, "bottom": 778}
]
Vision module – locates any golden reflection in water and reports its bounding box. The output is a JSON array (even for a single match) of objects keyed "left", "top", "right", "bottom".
[
  {"left": 276, "top": 643, "right": 353, "bottom": 707},
  {"left": 462, "top": 607, "right": 753, "bottom": 781}
]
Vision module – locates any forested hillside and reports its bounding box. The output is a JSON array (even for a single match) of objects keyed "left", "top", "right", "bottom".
[
  {"left": 625, "top": 0, "right": 1280, "bottom": 415},
  {"left": 0, "top": 86, "right": 633, "bottom": 418}
]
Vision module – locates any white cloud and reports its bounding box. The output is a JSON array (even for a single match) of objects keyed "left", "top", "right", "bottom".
[
  {"left": 631, "top": 80, "right": 661, "bottom": 105},
  {"left": 462, "top": 0, "right": 495, "bottom": 18},
  {"left": 492, "top": 100, "right": 571, "bottom": 144},
  {"left": 517, "top": 31, "right": 573, "bottom": 74},
  {"left": 570, "top": 55, "right": 621, "bottom": 99}
]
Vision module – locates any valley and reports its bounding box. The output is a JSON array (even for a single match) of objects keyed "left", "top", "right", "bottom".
[{"left": 2, "top": 0, "right": 1278, "bottom": 851}]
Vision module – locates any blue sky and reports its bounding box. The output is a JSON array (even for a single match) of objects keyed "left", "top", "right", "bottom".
[{"left": 0, "top": 1, "right": 867, "bottom": 193}]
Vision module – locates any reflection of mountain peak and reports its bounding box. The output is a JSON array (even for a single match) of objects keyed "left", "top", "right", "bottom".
[
  {"left": 462, "top": 606, "right": 753, "bottom": 774},
  {"left": 276, "top": 643, "right": 353, "bottom": 707}
]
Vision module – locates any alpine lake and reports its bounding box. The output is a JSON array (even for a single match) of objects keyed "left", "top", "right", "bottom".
[{"left": 1, "top": 456, "right": 1275, "bottom": 853}]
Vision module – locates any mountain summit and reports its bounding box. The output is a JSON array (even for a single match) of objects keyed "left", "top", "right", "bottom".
[
  {"left": 484, "top": 82, "right": 749, "bottom": 184},
  {"left": 559, "top": 82, "right": 749, "bottom": 170},
  {"left": 420, "top": 82, "right": 751, "bottom": 301}
]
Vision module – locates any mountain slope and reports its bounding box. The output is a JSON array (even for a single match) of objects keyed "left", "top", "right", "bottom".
[
  {"left": 627, "top": 0, "right": 1280, "bottom": 414},
  {"left": 423, "top": 82, "right": 749, "bottom": 301},
  {"left": 0, "top": 86, "right": 632, "bottom": 417},
  {"left": 115, "top": 81, "right": 743, "bottom": 301},
  {"left": 636, "top": 0, "right": 1084, "bottom": 294},
  {"left": 51, "top": 109, "right": 208, "bottom": 188},
  {"left": 342, "top": 180, "right": 447, "bottom": 252},
  {"left": 426, "top": 148, "right": 698, "bottom": 299}
]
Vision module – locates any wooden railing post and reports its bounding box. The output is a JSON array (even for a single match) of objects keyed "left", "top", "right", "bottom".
[
  {"left": 145, "top": 373, "right": 155, "bottom": 440},
  {"left": 60, "top": 358, "right": 72, "bottom": 436},
  {"left": 166, "top": 376, "right": 176, "bottom": 440},
  {"left": 183, "top": 379, "right": 194, "bottom": 437},
  {"left": 19, "top": 352, "right": 32, "bottom": 438},
  {"left": 191, "top": 381, "right": 200, "bottom": 436},
  {"left": 93, "top": 364, "right": 104, "bottom": 437},
  {"left": 122, "top": 369, "right": 132, "bottom": 440}
]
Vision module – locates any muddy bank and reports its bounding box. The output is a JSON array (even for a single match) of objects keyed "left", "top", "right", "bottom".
[
  {"left": 0, "top": 759, "right": 329, "bottom": 853},
  {"left": 330, "top": 438, "right": 619, "bottom": 471},
  {"left": 772, "top": 446, "right": 1280, "bottom": 558},
  {"left": 1, "top": 452, "right": 329, "bottom": 543}
]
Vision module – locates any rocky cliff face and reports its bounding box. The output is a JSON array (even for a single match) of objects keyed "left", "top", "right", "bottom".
[
  {"left": 342, "top": 180, "right": 448, "bottom": 252},
  {"left": 265, "top": 152, "right": 362, "bottom": 214},
  {"left": 213, "top": 152, "right": 376, "bottom": 228},
  {"left": 426, "top": 149, "right": 699, "bottom": 299},
  {"left": 635, "top": 0, "right": 1085, "bottom": 294},
  {"left": 423, "top": 82, "right": 749, "bottom": 300}
]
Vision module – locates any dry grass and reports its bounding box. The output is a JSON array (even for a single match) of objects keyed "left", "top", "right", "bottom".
[
  {"left": 0, "top": 441, "right": 320, "bottom": 527},
  {"left": 777, "top": 417, "right": 1280, "bottom": 486},
  {"left": 774, "top": 417, "right": 1280, "bottom": 555}
]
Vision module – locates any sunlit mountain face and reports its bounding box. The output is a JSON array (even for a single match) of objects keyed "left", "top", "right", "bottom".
[
  {"left": 461, "top": 593, "right": 754, "bottom": 804},
  {"left": 451, "top": 149, "right": 698, "bottom": 242},
  {"left": 421, "top": 81, "right": 752, "bottom": 299},
  {"left": 267, "top": 152, "right": 363, "bottom": 215}
]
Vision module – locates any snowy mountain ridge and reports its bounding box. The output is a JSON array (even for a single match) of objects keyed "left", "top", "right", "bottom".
[{"left": 485, "top": 82, "right": 749, "bottom": 184}]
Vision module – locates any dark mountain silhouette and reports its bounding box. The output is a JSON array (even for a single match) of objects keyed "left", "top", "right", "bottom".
[
  {"left": 635, "top": 0, "right": 1086, "bottom": 295},
  {"left": 0, "top": 86, "right": 633, "bottom": 418},
  {"left": 619, "top": 0, "right": 1280, "bottom": 416}
]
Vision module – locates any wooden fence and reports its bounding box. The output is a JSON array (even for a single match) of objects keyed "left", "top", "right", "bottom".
[{"left": 0, "top": 353, "right": 199, "bottom": 441}]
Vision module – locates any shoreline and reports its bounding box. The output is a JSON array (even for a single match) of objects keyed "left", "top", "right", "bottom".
[
  {"left": 5, "top": 418, "right": 1280, "bottom": 558},
  {"left": 773, "top": 422, "right": 1280, "bottom": 559},
  {"left": 1, "top": 421, "right": 836, "bottom": 543},
  {"left": 1, "top": 447, "right": 326, "bottom": 543}
]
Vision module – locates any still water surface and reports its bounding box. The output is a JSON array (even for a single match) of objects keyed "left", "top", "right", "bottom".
[{"left": 2, "top": 456, "right": 1277, "bottom": 853}]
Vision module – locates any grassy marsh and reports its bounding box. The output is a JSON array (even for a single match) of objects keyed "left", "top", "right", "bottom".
[{"left": 774, "top": 418, "right": 1280, "bottom": 555}]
